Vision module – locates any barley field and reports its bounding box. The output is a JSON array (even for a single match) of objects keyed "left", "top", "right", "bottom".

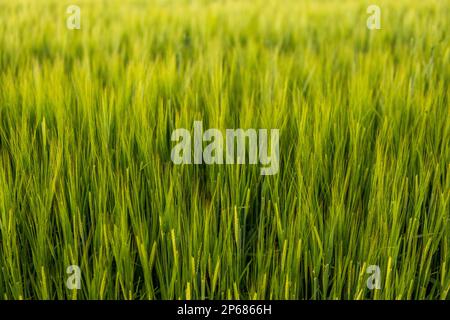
[{"left": 0, "top": 0, "right": 449, "bottom": 300}]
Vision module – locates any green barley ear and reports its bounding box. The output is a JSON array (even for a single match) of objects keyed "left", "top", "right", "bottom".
[{"left": 234, "top": 206, "right": 240, "bottom": 247}]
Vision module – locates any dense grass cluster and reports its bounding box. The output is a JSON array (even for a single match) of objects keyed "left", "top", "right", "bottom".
[{"left": 0, "top": 0, "right": 449, "bottom": 299}]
